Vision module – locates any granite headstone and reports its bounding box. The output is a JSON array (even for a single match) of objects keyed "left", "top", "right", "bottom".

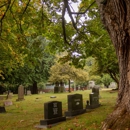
[
  {"left": 65, "top": 94, "right": 86, "bottom": 117},
  {"left": 40, "top": 101, "right": 66, "bottom": 126}
]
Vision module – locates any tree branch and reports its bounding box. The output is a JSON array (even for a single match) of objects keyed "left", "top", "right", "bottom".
[
  {"left": 21, "top": 0, "right": 31, "bottom": 17},
  {"left": 71, "top": 1, "right": 96, "bottom": 15},
  {"left": 0, "top": 0, "right": 11, "bottom": 36},
  {"left": 0, "top": 3, "right": 8, "bottom": 8},
  {"left": 62, "top": 1, "right": 70, "bottom": 45}
]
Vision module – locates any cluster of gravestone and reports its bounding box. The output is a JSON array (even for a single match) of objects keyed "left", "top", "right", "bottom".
[
  {"left": 0, "top": 90, "right": 13, "bottom": 113},
  {"left": 36, "top": 87, "right": 100, "bottom": 128},
  {"left": 0, "top": 85, "right": 24, "bottom": 113}
]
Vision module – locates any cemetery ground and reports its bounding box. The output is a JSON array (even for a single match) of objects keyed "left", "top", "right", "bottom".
[{"left": 0, "top": 89, "right": 117, "bottom": 130}]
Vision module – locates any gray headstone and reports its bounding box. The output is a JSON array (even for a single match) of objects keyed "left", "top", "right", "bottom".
[
  {"left": 16, "top": 85, "right": 24, "bottom": 101},
  {"left": 65, "top": 94, "right": 86, "bottom": 117},
  {"left": 40, "top": 101, "right": 66, "bottom": 126},
  {"left": 27, "top": 90, "right": 31, "bottom": 95},
  {"left": 0, "top": 96, "right": 4, "bottom": 100},
  {"left": 4, "top": 100, "right": 13, "bottom": 106},
  {"left": 7, "top": 95, "right": 12, "bottom": 99}
]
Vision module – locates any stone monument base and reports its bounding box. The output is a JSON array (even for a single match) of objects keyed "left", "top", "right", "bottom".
[
  {"left": 65, "top": 109, "right": 86, "bottom": 117},
  {"left": 40, "top": 116, "right": 66, "bottom": 125},
  {"left": 86, "top": 104, "right": 101, "bottom": 109}
]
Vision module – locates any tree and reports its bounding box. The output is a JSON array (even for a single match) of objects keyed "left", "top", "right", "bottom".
[
  {"left": 100, "top": 74, "right": 114, "bottom": 88},
  {"left": 49, "top": 62, "right": 88, "bottom": 92},
  {"left": 85, "top": 10, "right": 119, "bottom": 87},
  {"left": 94, "top": 1, "right": 130, "bottom": 129}
]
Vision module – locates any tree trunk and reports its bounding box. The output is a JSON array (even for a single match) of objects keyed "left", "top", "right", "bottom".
[
  {"left": 31, "top": 81, "right": 38, "bottom": 94},
  {"left": 96, "top": 0, "right": 130, "bottom": 129},
  {"left": 68, "top": 79, "right": 71, "bottom": 92}
]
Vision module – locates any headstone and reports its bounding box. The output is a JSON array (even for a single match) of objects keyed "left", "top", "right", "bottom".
[
  {"left": 0, "top": 96, "right": 4, "bottom": 100},
  {"left": 92, "top": 86, "right": 99, "bottom": 95},
  {"left": 27, "top": 90, "right": 31, "bottom": 95},
  {"left": 65, "top": 94, "right": 86, "bottom": 117},
  {"left": 16, "top": 85, "right": 24, "bottom": 101},
  {"left": 4, "top": 100, "right": 13, "bottom": 106},
  {"left": 39, "top": 91, "right": 43, "bottom": 94},
  {"left": 86, "top": 87, "right": 100, "bottom": 109},
  {"left": 7, "top": 92, "right": 13, "bottom": 99},
  {"left": 0, "top": 106, "right": 6, "bottom": 113},
  {"left": 39, "top": 101, "right": 66, "bottom": 127}
]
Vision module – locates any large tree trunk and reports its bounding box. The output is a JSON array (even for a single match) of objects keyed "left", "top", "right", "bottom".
[{"left": 96, "top": 0, "right": 130, "bottom": 129}]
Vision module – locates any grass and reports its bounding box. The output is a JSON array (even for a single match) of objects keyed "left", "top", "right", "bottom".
[{"left": 0, "top": 89, "right": 117, "bottom": 130}]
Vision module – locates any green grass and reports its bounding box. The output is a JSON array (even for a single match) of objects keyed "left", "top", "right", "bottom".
[{"left": 0, "top": 89, "right": 117, "bottom": 130}]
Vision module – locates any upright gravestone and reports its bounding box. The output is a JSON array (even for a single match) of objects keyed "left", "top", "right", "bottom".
[
  {"left": 86, "top": 86, "right": 100, "bottom": 109},
  {"left": 7, "top": 92, "right": 13, "bottom": 99},
  {"left": 27, "top": 90, "right": 31, "bottom": 95},
  {"left": 92, "top": 86, "right": 99, "bottom": 95},
  {"left": 40, "top": 101, "right": 66, "bottom": 126},
  {"left": 65, "top": 94, "right": 86, "bottom": 117},
  {"left": 16, "top": 85, "right": 24, "bottom": 101}
]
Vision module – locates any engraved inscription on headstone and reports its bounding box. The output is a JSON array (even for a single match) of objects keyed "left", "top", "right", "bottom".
[{"left": 40, "top": 101, "right": 66, "bottom": 126}]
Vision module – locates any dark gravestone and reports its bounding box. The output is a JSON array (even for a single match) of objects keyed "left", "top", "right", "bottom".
[
  {"left": 40, "top": 101, "right": 66, "bottom": 126},
  {"left": 65, "top": 94, "right": 86, "bottom": 117},
  {"left": 0, "top": 106, "right": 6, "bottom": 113},
  {"left": 86, "top": 87, "right": 100, "bottom": 109},
  {"left": 92, "top": 86, "right": 99, "bottom": 95}
]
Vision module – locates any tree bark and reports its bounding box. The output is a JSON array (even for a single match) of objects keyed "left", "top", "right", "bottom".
[
  {"left": 96, "top": 0, "right": 130, "bottom": 129},
  {"left": 31, "top": 81, "right": 38, "bottom": 94}
]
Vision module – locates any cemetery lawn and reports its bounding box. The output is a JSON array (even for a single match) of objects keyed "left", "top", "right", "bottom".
[{"left": 0, "top": 89, "right": 117, "bottom": 130}]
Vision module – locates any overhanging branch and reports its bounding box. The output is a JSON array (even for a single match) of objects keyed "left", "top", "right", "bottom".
[{"left": 62, "top": 0, "right": 96, "bottom": 44}]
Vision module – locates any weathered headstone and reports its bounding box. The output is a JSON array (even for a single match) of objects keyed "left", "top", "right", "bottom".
[
  {"left": 86, "top": 86, "right": 100, "bottom": 109},
  {"left": 65, "top": 94, "right": 86, "bottom": 117},
  {"left": 7, "top": 92, "right": 13, "bottom": 99},
  {"left": 39, "top": 101, "right": 66, "bottom": 126},
  {"left": 0, "top": 96, "right": 4, "bottom": 100},
  {"left": 16, "top": 85, "right": 24, "bottom": 101},
  {"left": 0, "top": 106, "right": 6, "bottom": 113},
  {"left": 27, "top": 90, "right": 31, "bottom": 95},
  {"left": 4, "top": 100, "right": 13, "bottom": 106}
]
